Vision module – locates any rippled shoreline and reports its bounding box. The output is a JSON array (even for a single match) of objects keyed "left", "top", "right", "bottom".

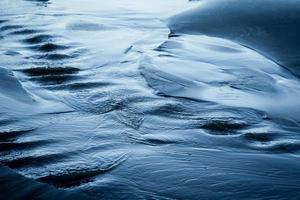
[{"left": 1, "top": 0, "right": 300, "bottom": 199}]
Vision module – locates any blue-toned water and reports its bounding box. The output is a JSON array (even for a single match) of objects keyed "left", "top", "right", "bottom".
[{"left": 0, "top": 0, "right": 300, "bottom": 199}]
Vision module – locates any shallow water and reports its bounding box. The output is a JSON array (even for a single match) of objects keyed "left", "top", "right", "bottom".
[{"left": 1, "top": 0, "right": 300, "bottom": 199}]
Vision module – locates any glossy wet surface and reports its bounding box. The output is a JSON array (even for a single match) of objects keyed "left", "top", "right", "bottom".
[{"left": 0, "top": 0, "right": 300, "bottom": 199}]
